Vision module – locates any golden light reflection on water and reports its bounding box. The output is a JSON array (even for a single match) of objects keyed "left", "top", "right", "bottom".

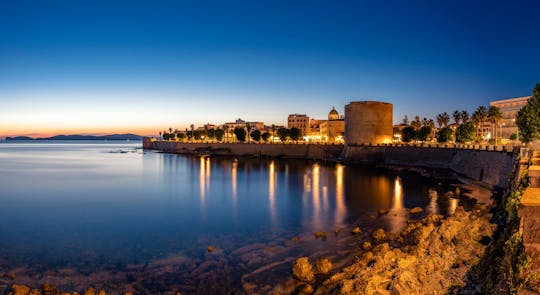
[
  {"left": 312, "top": 163, "right": 321, "bottom": 228},
  {"left": 231, "top": 160, "right": 237, "bottom": 204},
  {"left": 387, "top": 177, "right": 407, "bottom": 233},
  {"left": 199, "top": 156, "right": 206, "bottom": 207},
  {"left": 393, "top": 177, "right": 403, "bottom": 210},
  {"left": 449, "top": 197, "right": 459, "bottom": 215},
  {"left": 335, "top": 164, "right": 345, "bottom": 225},
  {"left": 269, "top": 161, "right": 277, "bottom": 226},
  {"left": 428, "top": 188, "right": 438, "bottom": 215}
]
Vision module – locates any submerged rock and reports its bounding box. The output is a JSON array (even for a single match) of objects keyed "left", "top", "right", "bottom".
[
  {"left": 207, "top": 246, "right": 216, "bottom": 253},
  {"left": 83, "top": 287, "right": 95, "bottom": 295},
  {"left": 315, "top": 257, "right": 333, "bottom": 275},
  {"left": 293, "top": 257, "right": 314, "bottom": 282},
  {"left": 351, "top": 227, "right": 362, "bottom": 234},
  {"left": 10, "top": 284, "right": 30, "bottom": 295},
  {"left": 410, "top": 207, "right": 424, "bottom": 214},
  {"left": 313, "top": 231, "right": 327, "bottom": 239},
  {"left": 372, "top": 228, "right": 387, "bottom": 243}
]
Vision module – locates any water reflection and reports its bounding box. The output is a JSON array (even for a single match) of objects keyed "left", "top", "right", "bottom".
[
  {"left": 388, "top": 177, "right": 406, "bottom": 232},
  {"left": 269, "top": 161, "right": 277, "bottom": 226},
  {"left": 428, "top": 189, "right": 438, "bottom": 214},
  {"left": 335, "top": 164, "right": 345, "bottom": 226},
  {"left": 449, "top": 197, "right": 459, "bottom": 215},
  {"left": 0, "top": 143, "right": 465, "bottom": 289}
]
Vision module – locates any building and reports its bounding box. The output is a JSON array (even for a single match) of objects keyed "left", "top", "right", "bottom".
[
  {"left": 489, "top": 96, "right": 531, "bottom": 139},
  {"left": 288, "top": 114, "right": 310, "bottom": 136},
  {"left": 345, "top": 101, "right": 393, "bottom": 145},
  {"left": 319, "top": 107, "right": 345, "bottom": 143}
]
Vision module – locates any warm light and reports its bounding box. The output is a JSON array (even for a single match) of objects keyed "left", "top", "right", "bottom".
[
  {"left": 199, "top": 156, "right": 206, "bottom": 207},
  {"left": 312, "top": 163, "right": 321, "bottom": 228},
  {"left": 335, "top": 164, "right": 345, "bottom": 225},
  {"left": 232, "top": 161, "right": 237, "bottom": 202},
  {"left": 269, "top": 161, "right": 277, "bottom": 226},
  {"left": 449, "top": 197, "right": 458, "bottom": 215}
]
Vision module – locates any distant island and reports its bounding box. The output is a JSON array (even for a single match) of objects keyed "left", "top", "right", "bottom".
[{"left": 4, "top": 133, "right": 143, "bottom": 141}]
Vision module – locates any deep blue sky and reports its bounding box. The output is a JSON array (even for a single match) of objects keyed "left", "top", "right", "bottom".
[{"left": 1, "top": 0, "right": 539, "bottom": 136}]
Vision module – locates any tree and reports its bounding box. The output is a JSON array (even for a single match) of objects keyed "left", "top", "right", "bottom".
[
  {"left": 207, "top": 128, "right": 216, "bottom": 141},
  {"left": 215, "top": 128, "right": 225, "bottom": 141},
  {"left": 421, "top": 117, "right": 430, "bottom": 127},
  {"left": 233, "top": 127, "right": 247, "bottom": 142},
  {"left": 289, "top": 127, "right": 301, "bottom": 142},
  {"left": 250, "top": 130, "right": 261, "bottom": 142},
  {"left": 402, "top": 115, "right": 409, "bottom": 125},
  {"left": 517, "top": 84, "right": 540, "bottom": 143},
  {"left": 488, "top": 106, "right": 503, "bottom": 143},
  {"left": 277, "top": 128, "right": 289, "bottom": 142},
  {"left": 194, "top": 130, "right": 204, "bottom": 140},
  {"left": 472, "top": 106, "right": 488, "bottom": 139},
  {"left": 436, "top": 127, "right": 454, "bottom": 143},
  {"left": 452, "top": 110, "right": 462, "bottom": 125},
  {"left": 245, "top": 123, "right": 251, "bottom": 143},
  {"left": 510, "top": 133, "right": 518, "bottom": 141},
  {"left": 176, "top": 132, "right": 186, "bottom": 141},
  {"left": 461, "top": 110, "right": 470, "bottom": 123},
  {"left": 436, "top": 112, "right": 450, "bottom": 128},
  {"left": 411, "top": 116, "right": 422, "bottom": 130},
  {"left": 455, "top": 122, "right": 476, "bottom": 143},
  {"left": 223, "top": 125, "right": 229, "bottom": 142},
  {"left": 261, "top": 132, "right": 271, "bottom": 143},
  {"left": 418, "top": 126, "right": 432, "bottom": 142},
  {"left": 401, "top": 126, "right": 417, "bottom": 143}
]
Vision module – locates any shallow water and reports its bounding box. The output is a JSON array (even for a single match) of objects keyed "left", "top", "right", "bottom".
[{"left": 0, "top": 141, "right": 471, "bottom": 293}]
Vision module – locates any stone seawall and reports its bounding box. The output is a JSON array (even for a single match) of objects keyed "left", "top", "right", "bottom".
[
  {"left": 343, "top": 145, "right": 516, "bottom": 188},
  {"left": 143, "top": 140, "right": 345, "bottom": 160}
]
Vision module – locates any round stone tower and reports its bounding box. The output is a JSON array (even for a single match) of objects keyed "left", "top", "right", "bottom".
[{"left": 345, "top": 101, "right": 393, "bottom": 145}]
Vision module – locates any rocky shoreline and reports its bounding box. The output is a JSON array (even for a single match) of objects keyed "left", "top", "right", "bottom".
[{"left": 259, "top": 204, "right": 494, "bottom": 294}]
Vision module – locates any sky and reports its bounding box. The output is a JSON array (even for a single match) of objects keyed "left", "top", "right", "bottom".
[{"left": 1, "top": 0, "right": 539, "bottom": 137}]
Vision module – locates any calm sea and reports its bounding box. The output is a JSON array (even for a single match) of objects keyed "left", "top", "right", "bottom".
[{"left": 0, "top": 141, "right": 467, "bottom": 294}]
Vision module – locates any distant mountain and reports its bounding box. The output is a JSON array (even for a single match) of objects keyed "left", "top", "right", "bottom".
[
  {"left": 5, "top": 136, "right": 34, "bottom": 140},
  {"left": 5, "top": 133, "right": 143, "bottom": 141}
]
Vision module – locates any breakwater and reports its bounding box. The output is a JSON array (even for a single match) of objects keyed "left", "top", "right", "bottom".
[{"left": 144, "top": 139, "right": 516, "bottom": 188}]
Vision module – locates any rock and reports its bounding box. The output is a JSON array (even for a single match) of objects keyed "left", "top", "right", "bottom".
[
  {"left": 207, "top": 246, "right": 216, "bottom": 253},
  {"left": 291, "top": 236, "right": 300, "bottom": 242},
  {"left": 124, "top": 293, "right": 132, "bottom": 295},
  {"left": 372, "top": 228, "right": 387, "bottom": 243},
  {"left": 97, "top": 291, "right": 105, "bottom": 295},
  {"left": 42, "top": 283, "right": 60, "bottom": 295},
  {"left": 83, "top": 288, "right": 95, "bottom": 295},
  {"left": 313, "top": 231, "right": 327, "bottom": 239},
  {"left": 298, "top": 284, "right": 314, "bottom": 294},
  {"left": 455, "top": 187, "right": 461, "bottom": 196},
  {"left": 352, "top": 227, "right": 362, "bottom": 234},
  {"left": 315, "top": 257, "right": 333, "bottom": 274},
  {"left": 334, "top": 228, "right": 343, "bottom": 235},
  {"left": 409, "top": 207, "right": 423, "bottom": 214},
  {"left": 363, "top": 241, "right": 372, "bottom": 250},
  {"left": 29, "top": 290, "right": 41, "bottom": 295},
  {"left": 378, "top": 209, "right": 389, "bottom": 216},
  {"left": 10, "top": 284, "right": 30, "bottom": 295},
  {"left": 293, "top": 257, "right": 314, "bottom": 282}
]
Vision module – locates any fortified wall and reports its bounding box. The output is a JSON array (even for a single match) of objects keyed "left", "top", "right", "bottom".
[
  {"left": 342, "top": 145, "right": 516, "bottom": 188},
  {"left": 143, "top": 139, "right": 344, "bottom": 160}
]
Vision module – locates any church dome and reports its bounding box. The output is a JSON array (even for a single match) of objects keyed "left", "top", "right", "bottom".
[{"left": 328, "top": 107, "right": 340, "bottom": 120}]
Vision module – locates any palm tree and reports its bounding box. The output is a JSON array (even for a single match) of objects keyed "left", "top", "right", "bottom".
[
  {"left": 245, "top": 123, "right": 251, "bottom": 143},
  {"left": 271, "top": 124, "right": 276, "bottom": 142},
  {"left": 488, "top": 106, "right": 503, "bottom": 144},
  {"left": 190, "top": 124, "right": 195, "bottom": 142},
  {"left": 421, "top": 117, "right": 430, "bottom": 127},
  {"left": 472, "top": 106, "right": 488, "bottom": 140},
  {"left": 452, "top": 110, "right": 462, "bottom": 125},
  {"left": 223, "top": 125, "right": 229, "bottom": 143},
  {"left": 159, "top": 131, "right": 162, "bottom": 140},
  {"left": 436, "top": 112, "right": 450, "bottom": 128},
  {"left": 411, "top": 116, "right": 422, "bottom": 130},
  {"left": 461, "top": 110, "right": 470, "bottom": 123}
]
